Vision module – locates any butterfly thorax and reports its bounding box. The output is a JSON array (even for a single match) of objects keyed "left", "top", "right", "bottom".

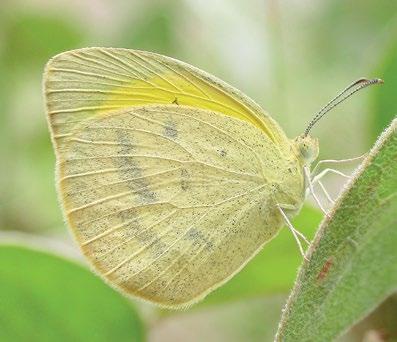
[
  {"left": 275, "top": 134, "right": 319, "bottom": 216},
  {"left": 267, "top": 135, "right": 319, "bottom": 219}
]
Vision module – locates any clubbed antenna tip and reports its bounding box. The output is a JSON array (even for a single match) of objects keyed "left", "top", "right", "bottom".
[{"left": 303, "top": 78, "right": 384, "bottom": 137}]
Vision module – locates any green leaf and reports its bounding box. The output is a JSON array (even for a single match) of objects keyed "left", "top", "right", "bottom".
[
  {"left": 276, "top": 117, "right": 397, "bottom": 341},
  {"left": 0, "top": 245, "right": 145, "bottom": 342},
  {"left": 340, "top": 294, "right": 397, "bottom": 341}
]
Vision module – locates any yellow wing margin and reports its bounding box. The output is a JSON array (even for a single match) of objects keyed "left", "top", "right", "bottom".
[{"left": 44, "top": 47, "right": 287, "bottom": 145}]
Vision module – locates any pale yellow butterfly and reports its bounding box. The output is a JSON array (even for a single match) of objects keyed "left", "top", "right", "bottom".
[{"left": 43, "top": 48, "right": 382, "bottom": 308}]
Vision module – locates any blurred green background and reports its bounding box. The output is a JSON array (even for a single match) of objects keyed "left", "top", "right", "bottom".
[{"left": 0, "top": 1, "right": 396, "bottom": 341}]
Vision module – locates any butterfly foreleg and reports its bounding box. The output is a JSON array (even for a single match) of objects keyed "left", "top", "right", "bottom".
[
  {"left": 307, "top": 158, "right": 360, "bottom": 208},
  {"left": 311, "top": 168, "right": 351, "bottom": 186},
  {"left": 276, "top": 203, "right": 310, "bottom": 261},
  {"left": 305, "top": 168, "right": 343, "bottom": 205},
  {"left": 317, "top": 180, "right": 335, "bottom": 204},
  {"left": 311, "top": 154, "right": 366, "bottom": 176},
  {"left": 304, "top": 166, "right": 329, "bottom": 217}
]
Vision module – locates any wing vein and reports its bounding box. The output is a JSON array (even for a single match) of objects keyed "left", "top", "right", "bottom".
[
  {"left": 161, "top": 198, "right": 256, "bottom": 293},
  {"left": 82, "top": 209, "right": 179, "bottom": 247},
  {"left": 82, "top": 125, "right": 194, "bottom": 157},
  {"left": 65, "top": 167, "right": 182, "bottom": 197},
  {"left": 127, "top": 184, "right": 266, "bottom": 289},
  {"left": 48, "top": 67, "right": 132, "bottom": 83},
  {"left": 128, "top": 51, "right": 185, "bottom": 93},
  {"left": 64, "top": 55, "right": 136, "bottom": 80},
  {"left": 99, "top": 49, "right": 155, "bottom": 81},
  {"left": 132, "top": 110, "right": 266, "bottom": 181},
  {"left": 154, "top": 57, "right": 212, "bottom": 99},
  {"left": 100, "top": 210, "right": 179, "bottom": 257}
]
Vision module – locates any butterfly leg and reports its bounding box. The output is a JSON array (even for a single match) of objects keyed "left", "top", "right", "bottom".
[
  {"left": 277, "top": 204, "right": 310, "bottom": 261},
  {"left": 304, "top": 166, "right": 330, "bottom": 217},
  {"left": 311, "top": 154, "right": 366, "bottom": 176},
  {"left": 311, "top": 168, "right": 351, "bottom": 186},
  {"left": 309, "top": 154, "right": 365, "bottom": 200},
  {"left": 306, "top": 164, "right": 352, "bottom": 204},
  {"left": 306, "top": 168, "right": 351, "bottom": 206},
  {"left": 318, "top": 180, "right": 335, "bottom": 204}
]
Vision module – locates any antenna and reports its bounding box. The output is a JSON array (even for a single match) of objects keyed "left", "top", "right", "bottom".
[{"left": 303, "top": 78, "right": 383, "bottom": 137}]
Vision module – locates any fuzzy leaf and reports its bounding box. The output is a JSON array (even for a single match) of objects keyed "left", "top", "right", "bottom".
[{"left": 276, "top": 117, "right": 397, "bottom": 341}]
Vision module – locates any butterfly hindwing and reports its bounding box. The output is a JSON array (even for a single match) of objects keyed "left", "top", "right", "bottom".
[{"left": 59, "top": 105, "right": 288, "bottom": 307}]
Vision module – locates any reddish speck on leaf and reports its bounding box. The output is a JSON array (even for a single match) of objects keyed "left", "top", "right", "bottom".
[{"left": 317, "top": 257, "right": 334, "bottom": 282}]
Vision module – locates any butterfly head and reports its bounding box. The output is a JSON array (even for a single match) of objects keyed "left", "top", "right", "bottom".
[
  {"left": 294, "top": 135, "right": 319, "bottom": 166},
  {"left": 296, "top": 78, "right": 383, "bottom": 166}
]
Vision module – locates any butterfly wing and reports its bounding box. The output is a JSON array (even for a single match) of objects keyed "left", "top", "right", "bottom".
[
  {"left": 44, "top": 47, "right": 288, "bottom": 146},
  {"left": 55, "top": 104, "right": 291, "bottom": 307},
  {"left": 44, "top": 48, "right": 300, "bottom": 307}
]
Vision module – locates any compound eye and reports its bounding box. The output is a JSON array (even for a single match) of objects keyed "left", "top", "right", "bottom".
[{"left": 300, "top": 144, "right": 309, "bottom": 158}]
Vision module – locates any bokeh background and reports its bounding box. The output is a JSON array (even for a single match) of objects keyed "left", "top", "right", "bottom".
[{"left": 1, "top": 1, "right": 396, "bottom": 341}]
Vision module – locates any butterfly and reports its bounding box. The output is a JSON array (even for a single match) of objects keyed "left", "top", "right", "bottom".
[{"left": 43, "top": 48, "right": 381, "bottom": 308}]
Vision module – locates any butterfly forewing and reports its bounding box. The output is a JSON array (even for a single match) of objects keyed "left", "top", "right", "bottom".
[{"left": 44, "top": 47, "right": 288, "bottom": 146}]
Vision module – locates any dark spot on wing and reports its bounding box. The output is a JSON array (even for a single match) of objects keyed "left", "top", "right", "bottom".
[
  {"left": 119, "top": 209, "right": 141, "bottom": 237},
  {"left": 172, "top": 97, "right": 179, "bottom": 105},
  {"left": 115, "top": 129, "right": 157, "bottom": 203},
  {"left": 129, "top": 224, "right": 168, "bottom": 260},
  {"left": 180, "top": 168, "right": 189, "bottom": 191},
  {"left": 217, "top": 148, "right": 227, "bottom": 157},
  {"left": 151, "top": 237, "right": 168, "bottom": 258},
  {"left": 186, "top": 227, "right": 214, "bottom": 250},
  {"left": 164, "top": 120, "right": 178, "bottom": 139}
]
